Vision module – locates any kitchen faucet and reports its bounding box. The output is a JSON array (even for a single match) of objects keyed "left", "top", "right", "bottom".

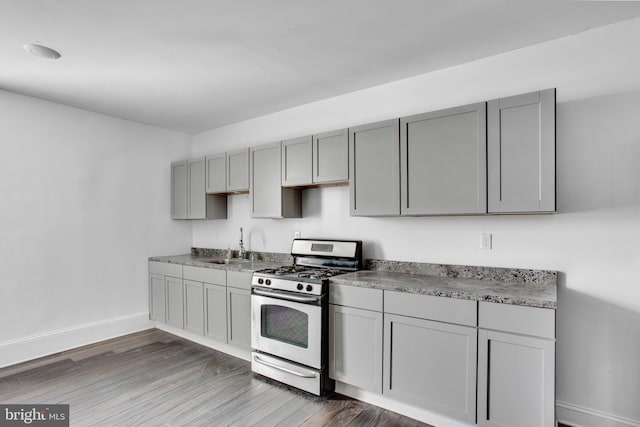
[{"left": 238, "top": 227, "right": 247, "bottom": 259}]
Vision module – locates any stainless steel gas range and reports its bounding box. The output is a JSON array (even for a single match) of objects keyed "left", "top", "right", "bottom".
[{"left": 250, "top": 238, "right": 362, "bottom": 395}]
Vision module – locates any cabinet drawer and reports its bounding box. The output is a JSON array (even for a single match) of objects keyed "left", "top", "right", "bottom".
[
  {"left": 329, "top": 284, "right": 383, "bottom": 312},
  {"left": 384, "top": 291, "right": 476, "bottom": 326},
  {"left": 149, "top": 261, "right": 182, "bottom": 278},
  {"left": 227, "top": 270, "right": 252, "bottom": 290},
  {"left": 479, "top": 302, "right": 555, "bottom": 339},
  {"left": 183, "top": 265, "right": 226, "bottom": 285}
]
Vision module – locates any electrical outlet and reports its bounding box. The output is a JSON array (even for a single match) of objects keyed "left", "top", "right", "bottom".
[
  {"left": 481, "top": 233, "right": 492, "bottom": 250},
  {"left": 294, "top": 231, "right": 301, "bottom": 239}
]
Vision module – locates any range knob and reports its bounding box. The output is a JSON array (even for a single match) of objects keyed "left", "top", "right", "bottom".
[
  {"left": 265, "top": 279, "right": 271, "bottom": 286},
  {"left": 258, "top": 278, "right": 264, "bottom": 284},
  {"left": 306, "top": 284, "right": 313, "bottom": 292},
  {"left": 297, "top": 283, "right": 304, "bottom": 291}
]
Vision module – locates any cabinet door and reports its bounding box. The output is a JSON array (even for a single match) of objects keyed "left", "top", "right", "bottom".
[
  {"left": 171, "top": 161, "right": 188, "bottom": 219},
  {"left": 149, "top": 274, "right": 166, "bottom": 322},
  {"left": 349, "top": 120, "right": 400, "bottom": 216},
  {"left": 205, "top": 283, "right": 227, "bottom": 343},
  {"left": 188, "top": 158, "right": 206, "bottom": 219},
  {"left": 183, "top": 280, "right": 204, "bottom": 335},
  {"left": 477, "top": 330, "right": 555, "bottom": 427},
  {"left": 488, "top": 89, "right": 556, "bottom": 213},
  {"left": 226, "top": 148, "right": 249, "bottom": 192},
  {"left": 206, "top": 153, "right": 226, "bottom": 194},
  {"left": 227, "top": 287, "right": 251, "bottom": 350},
  {"left": 384, "top": 314, "right": 477, "bottom": 423},
  {"left": 250, "top": 142, "right": 301, "bottom": 218},
  {"left": 329, "top": 304, "right": 383, "bottom": 393},
  {"left": 166, "top": 276, "right": 184, "bottom": 329},
  {"left": 401, "top": 103, "right": 487, "bottom": 215},
  {"left": 313, "top": 128, "right": 349, "bottom": 184},
  {"left": 282, "top": 136, "right": 312, "bottom": 186}
]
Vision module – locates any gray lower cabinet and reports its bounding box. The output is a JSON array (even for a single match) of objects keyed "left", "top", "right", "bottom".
[
  {"left": 400, "top": 103, "right": 487, "bottom": 215},
  {"left": 204, "top": 283, "right": 227, "bottom": 343},
  {"left": 313, "top": 128, "right": 349, "bottom": 184},
  {"left": 183, "top": 280, "right": 204, "bottom": 335},
  {"left": 282, "top": 136, "right": 313, "bottom": 187},
  {"left": 328, "top": 284, "right": 384, "bottom": 393},
  {"left": 226, "top": 287, "right": 251, "bottom": 350},
  {"left": 149, "top": 263, "right": 253, "bottom": 352},
  {"left": 349, "top": 119, "right": 400, "bottom": 216},
  {"left": 149, "top": 261, "right": 183, "bottom": 323},
  {"left": 250, "top": 142, "right": 301, "bottom": 218},
  {"left": 477, "top": 302, "right": 556, "bottom": 427},
  {"left": 165, "top": 276, "right": 184, "bottom": 329},
  {"left": 226, "top": 271, "right": 252, "bottom": 350},
  {"left": 328, "top": 304, "right": 383, "bottom": 393},
  {"left": 183, "top": 265, "right": 227, "bottom": 341},
  {"left": 149, "top": 273, "right": 166, "bottom": 322},
  {"left": 383, "top": 291, "right": 477, "bottom": 424},
  {"left": 488, "top": 89, "right": 556, "bottom": 213}
]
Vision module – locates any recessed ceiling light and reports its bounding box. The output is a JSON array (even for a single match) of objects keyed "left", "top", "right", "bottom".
[{"left": 23, "top": 43, "right": 61, "bottom": 59}]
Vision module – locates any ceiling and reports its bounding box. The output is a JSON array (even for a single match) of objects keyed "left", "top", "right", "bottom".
[{"left": 2, "top": 1, "right": 640, "bottom": 135}]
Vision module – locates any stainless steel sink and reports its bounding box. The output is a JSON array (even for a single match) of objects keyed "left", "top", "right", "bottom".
[{"left": 204, "top": 258, "right": 251, "bottom": 265}]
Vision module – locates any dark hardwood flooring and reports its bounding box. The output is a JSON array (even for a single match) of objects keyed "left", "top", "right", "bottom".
[{"left": 0, "top": 329, "right": 431, "bottom": 427}]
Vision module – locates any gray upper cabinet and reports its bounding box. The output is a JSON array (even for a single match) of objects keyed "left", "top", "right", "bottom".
[
  {"left": 188, "top": 158, "right": 207, "bottom": 218},
  {"left": 400, "top": 103, "right": 487, "bottom": 215},
  {"left": 282, "top": 136, "right": 313, "bottom": 187},
  {"left": 488, "top": 88, "right": 556, "bottom": 213},
  {"left": 349, "top": 119, "right": 401, "bottom": 216},
  {"left": 206, "top": 149, "right": 249, "bottom": 194},
  {"left": 313, "top": 128, "right": 349, "bottom": 184},
  {"left": 172, "top": 158, "right": 226, "bottom": 220},
  {"left": 250, "top": 142, "right": 302, "bottom": 218},
  {"left": 171, "top": 160, "right": 188, "bottom": 219},
  {"left": 281, "top": 129, "right": 349, "bottom": 187},
  {"left": 206, "top": 153, "right": 226, "bottom": 194},
  {"left": 226, "top": 148, "right": 249, "bottom": 192}
]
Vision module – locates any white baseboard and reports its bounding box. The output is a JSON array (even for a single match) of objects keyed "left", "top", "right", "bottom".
[
  {"left": 557, "top": 401, "right": 640, "bottom": 427},
  {"left": 155, "top": 323, "right": 251, "bottom": 362},
  {"left": 0, "top": 313, "right": 154, "bottom": 368},
  {"left": 335, "top": 382, "right": 474, "bottom": 427}
]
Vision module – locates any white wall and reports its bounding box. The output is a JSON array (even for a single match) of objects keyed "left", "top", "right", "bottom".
[
  {"left": 191, "top": 18, "right": 640, "bottom": 426},
  {"left": 0, "top": 90, "right": 192, "bottom": 363}
]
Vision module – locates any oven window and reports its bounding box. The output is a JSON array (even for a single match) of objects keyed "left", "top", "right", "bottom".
[{"left": 261, "top": 305, "right": 308, "bottom": 348}]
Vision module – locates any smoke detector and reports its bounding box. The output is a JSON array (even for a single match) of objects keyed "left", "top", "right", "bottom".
[{"left": 23, "top": 43, "right": 61, "bottom": 59}]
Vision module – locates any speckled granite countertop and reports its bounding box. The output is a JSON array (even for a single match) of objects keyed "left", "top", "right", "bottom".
[
  {"left": 331, "top": 260, "right": 557, "bottom": 309},
  {"left": 150, "top": 252, "right": 557, "bottom": 309},
  {"left": 148, "top": 254, "right": 283, "bottom": 273}
]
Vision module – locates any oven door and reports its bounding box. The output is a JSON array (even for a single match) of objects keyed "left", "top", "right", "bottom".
[{"left": 251, "top": 291, "right": 322, "bottom": 369}]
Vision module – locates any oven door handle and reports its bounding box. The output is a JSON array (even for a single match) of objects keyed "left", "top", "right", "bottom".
[
  {"left": 253, "top": 355, "right": 317, "bottom": 378},
  {"left": 252, "top": 288, "right": 319, "bottom": 303}
]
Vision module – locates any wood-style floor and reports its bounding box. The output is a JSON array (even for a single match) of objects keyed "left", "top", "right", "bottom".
[{"left": 0, "top": 329, "right": 431, "bottom": 426}]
